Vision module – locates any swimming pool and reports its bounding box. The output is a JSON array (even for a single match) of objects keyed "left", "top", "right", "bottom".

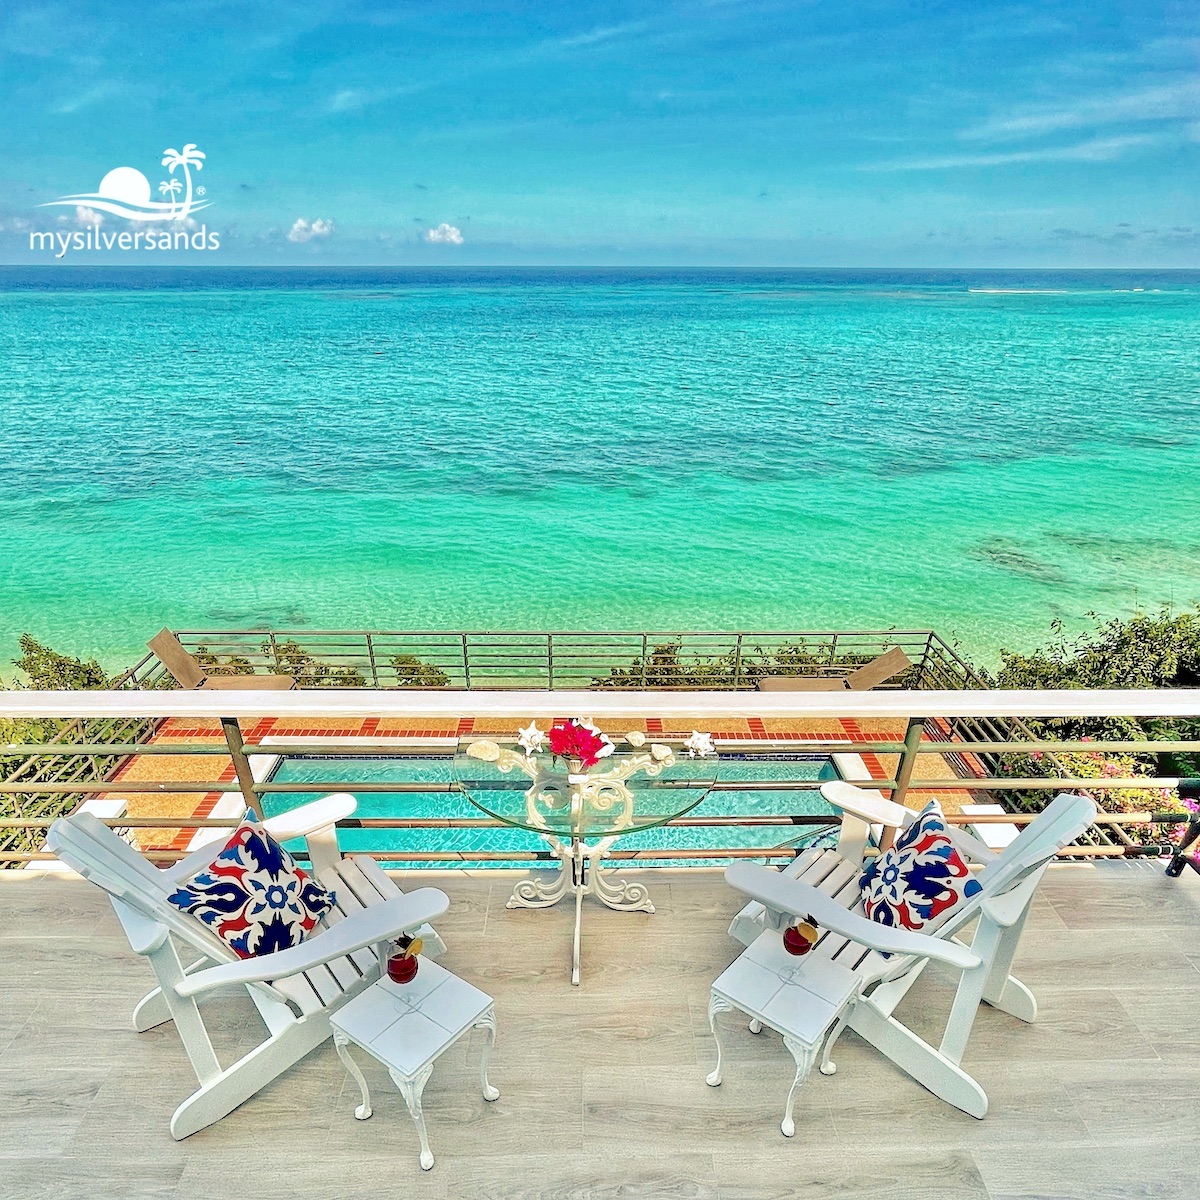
[{"left": 265, "top": 753, "right": 842, "bottom": 868}]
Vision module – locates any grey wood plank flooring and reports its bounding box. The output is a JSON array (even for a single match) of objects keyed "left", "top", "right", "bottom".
[{"left": 1, "top": 863, "right": 1198, "bottom": 1200}]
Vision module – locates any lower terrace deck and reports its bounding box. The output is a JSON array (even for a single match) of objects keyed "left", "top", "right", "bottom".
[
  {"left": 3, "top": 862, "right": 1198, "bottom": 1200},
  {"left": 104, "top": 715, "right": 975, "bottom": 856}
]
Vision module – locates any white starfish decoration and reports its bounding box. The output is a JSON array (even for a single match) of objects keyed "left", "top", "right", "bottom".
[
  {"left": 683, "top": 730, "right": 716, "bottom": 758},
  {"left": 517, "top": 721, "right": 546, "bottom": 757}
]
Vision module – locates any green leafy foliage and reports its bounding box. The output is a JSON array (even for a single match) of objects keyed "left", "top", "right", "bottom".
[
  {"left": 193, "top": 647, "right": 255, "bottom": 676},
  {"left": 996, "top": 608, "right": 1200, "bottom": 778},
  {"left": 261, "top": 639, "right": 366, "bottom": 687},
  {"left": 593, "top": 639, "right": 917, "bottom": 689},
  {"left": 12, "top": 634, "right": 109, "bottom": 690},
  {"left": 390, "top": 654, "right": 450, "bottom": 687}
]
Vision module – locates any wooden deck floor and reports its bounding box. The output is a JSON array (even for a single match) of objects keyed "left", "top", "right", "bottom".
[{"left": 2, "top": 862, "right": 1199, "bottom": 1199}]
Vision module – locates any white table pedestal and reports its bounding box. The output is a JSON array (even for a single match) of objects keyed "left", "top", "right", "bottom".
[{"left": 507, "top": 834, "right": 654, "bottom": 985}]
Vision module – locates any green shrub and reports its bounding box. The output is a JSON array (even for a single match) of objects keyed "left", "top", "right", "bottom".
[
  {"left": 12, "top": 634, "right": 109, "bottom": 690},
  {"left": 391, "top": 655, "right": 450, "bottom": 687},
  {"left": 193, "top": 647, "right": 255, "bottom": 676},
  {"left": 592, "top": 639, "right": 916, "bottom": 689},
  {"left": 260, "top": 639, "right": 366, "bottom": 687},
  {"left": 996, "top": 608, "right": 1200, "bottom": 779}
]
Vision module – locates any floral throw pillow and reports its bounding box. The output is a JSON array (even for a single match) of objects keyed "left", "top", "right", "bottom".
[
  {"left": 860, "top": 800, "right": 981, "bottom": 931},
  {"left": 167, "top": 818, "right": 335, "bottom": 959}
]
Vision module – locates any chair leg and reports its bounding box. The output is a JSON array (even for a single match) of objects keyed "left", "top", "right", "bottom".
[
  {"left": 982, "top": 912, "right": 1037, "bottom": 1023},
  {"left": 848, "top": 1002, "right": 988, "bottom": 1119},
  {"left": 133, "top": 987, "right": 173, "bottom": 1033},
  {"left": 780, "top": 1037, "right": 819, "bottom": 1138},
  {"left": 748, "top": 1018, "right": 763, "bottom": 1034},
  {"left": 706, "top": 993, "right": 735, "bottom": 1087},
  {"left": 170, "top": 1013, "right": 332, "bottom": 1139},
  {"left": 984, "top": 974, "right": 1037, "bottom": 1023}
]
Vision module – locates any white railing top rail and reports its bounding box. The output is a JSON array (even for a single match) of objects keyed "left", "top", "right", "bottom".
[{"left": 4, "top": 687, "right": 1200, "bottom": 720}]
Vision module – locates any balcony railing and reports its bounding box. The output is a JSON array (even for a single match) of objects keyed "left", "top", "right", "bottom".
[
  {"left": 120, "top": 627, "right": 982, "bottom": 691},
  {"left": 2, "top": 685, "right": 1197, "bottom": 871}
]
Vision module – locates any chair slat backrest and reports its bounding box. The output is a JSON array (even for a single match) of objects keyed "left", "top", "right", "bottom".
[
  {"left": 974, "top": 792, "right": 1096, "bottom": 897},
  {"left": 147, "top": 627, "right": 207, "bottom": 689},
  {"left": 844, "top": 646, "right": 913, "bottom": 690},
  {"left": 48, "top": 814, "right": 234, "bottom": 963}
]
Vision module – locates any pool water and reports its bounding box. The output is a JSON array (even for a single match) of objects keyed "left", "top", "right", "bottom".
[{"left": 266, "top": 754, "right": 841, "bottom": 869}]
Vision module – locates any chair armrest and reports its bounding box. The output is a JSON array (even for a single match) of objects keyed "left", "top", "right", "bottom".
[
  {"left": 724, "top": 862, "right": 981, "bottom": 970},
  {"left": 820, "top": 781, "right": 912, "bottom": 829},
  {"left": 173, "top": 888, "right": 450, "bottom": 997},
  {"left": 262, "top": 793, "right": 357, "bottom": 842}
]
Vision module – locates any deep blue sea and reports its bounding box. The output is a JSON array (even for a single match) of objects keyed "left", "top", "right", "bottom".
[{"left": 1, "top": 267, "right": 1197, "bottom": 671}]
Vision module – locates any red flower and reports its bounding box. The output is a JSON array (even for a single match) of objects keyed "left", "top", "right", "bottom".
[{"left": 547, "top": 720, "right": 612, "bottom": 769}]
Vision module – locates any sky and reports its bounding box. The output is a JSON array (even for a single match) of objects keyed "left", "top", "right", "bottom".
[{"left": 0, "top": 0, "right": 1197, "bottom": 265}]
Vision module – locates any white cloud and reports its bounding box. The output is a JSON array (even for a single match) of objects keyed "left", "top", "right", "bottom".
[
  {"left": 961, "top": 80, "right": 1200, "bottom": 142},
  {"left": 866, "top": 134, "right": 1161, "bottom": 172},
  {"left": 287, "top": 217, "right": 334, "bottom": 243},
  {"left": 74, "top": 205, "right": 104, "bottom": 226},
  {"left": 423, "top": 222, "right": 464, "bottom": 245},
  {"left": 327, "top": 83, "right": 426, "bottom": 113}
]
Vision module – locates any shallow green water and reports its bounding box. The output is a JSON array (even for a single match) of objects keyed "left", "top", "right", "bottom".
[{"left": 1, "top": 267, "right": 1197, "bottom": 672}]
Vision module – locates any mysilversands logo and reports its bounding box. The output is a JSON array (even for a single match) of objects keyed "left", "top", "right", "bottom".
[{"left": 32, "top": 143, "right": 220, "bottom": 257}]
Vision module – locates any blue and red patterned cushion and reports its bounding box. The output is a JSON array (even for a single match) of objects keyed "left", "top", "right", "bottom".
[
  {"left": 860, "top": 800, "right": 981, "bottom": 932},
  {"left": 167, "top": 818, "right": 336, "bottom": 959}
]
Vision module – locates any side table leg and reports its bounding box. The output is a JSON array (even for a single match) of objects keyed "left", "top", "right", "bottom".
[
  {"left": 476, "top": 1007, "right": 500, "bottom": 1101},
  {"left": 390, "top": 1064, "right": 436, "bottom": 1171},
  {"left": 333, "top": 1032, "right": 372, "bottom": 1121},
  {"left": 780, "top": 1037, "right": 819, "bottom": 1139},
  {"left": 706, "top": 993, "right": 735, "bottom": 1087}
]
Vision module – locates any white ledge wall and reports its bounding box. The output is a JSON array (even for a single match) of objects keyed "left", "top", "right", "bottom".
[{"left": 3, "top": 688, "right": 1200, "bottom": 719}]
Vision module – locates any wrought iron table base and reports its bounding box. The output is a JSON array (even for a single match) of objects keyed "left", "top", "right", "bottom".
[{"left": 507, "top": 835, "right": 653, "bottom": 985}]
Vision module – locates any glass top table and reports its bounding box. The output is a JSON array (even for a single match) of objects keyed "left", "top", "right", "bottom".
[{"left": 452, "top": 734, "right": 719, "bottom": 984}]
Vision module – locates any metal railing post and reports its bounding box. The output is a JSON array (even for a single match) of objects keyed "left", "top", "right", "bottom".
[
  {"left": 884, "top": 717, "right": 926, "bottom": 850},
  {"left": 461, "top": 634, "right": 471, "bottom": 690},
  {"left": 1166, "top": 779, "right": 1200, "bottom": 877},
  {"left": 365, "top": 633, "right": 380, "bottom": 688},
  {"left": 220, "top": 717, "right": 263, "bottom": 819}
]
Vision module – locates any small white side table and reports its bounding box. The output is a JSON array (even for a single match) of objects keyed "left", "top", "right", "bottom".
[{"left": 329, "top": 961, "right": 499, "bottom": 1170}]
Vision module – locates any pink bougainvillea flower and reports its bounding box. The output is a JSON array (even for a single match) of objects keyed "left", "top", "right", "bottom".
[{"left": 547, "top": 719, "right": 613, "bottom": 769}]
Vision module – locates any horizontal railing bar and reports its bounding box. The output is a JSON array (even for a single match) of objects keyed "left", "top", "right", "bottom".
[
  {"left": 0, "top": 776, "right": 1184, "bottom": 795},
  {"left": 10, "top": 687, "right": 1200, "bottom": 718},
  {"left": 8, "top": 737, "right": 1200, "bottom": 758},
  {"left": 0, "top": 811, "right": 1181, "bottom": 831},
  {"left": 178, "top": 627, "right": 940, "bottom": 638},
  {"left": 2, "top": 842, "right": 1169, "bottom": 865},
  {"left": 0, "top": 814, "right": 840, "bottom": 830}
]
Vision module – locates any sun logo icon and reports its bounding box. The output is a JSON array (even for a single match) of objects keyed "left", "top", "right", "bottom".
[{"left": 41, "top": 144, "right": 211, "bottom": 222}]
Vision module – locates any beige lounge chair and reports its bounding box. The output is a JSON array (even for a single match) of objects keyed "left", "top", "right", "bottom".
[
  {"left": 757, "top": 645, "right": 912, "bottom": 692},
  {"left": 147, "top": 628, "right": 297, "bottom": 690}
]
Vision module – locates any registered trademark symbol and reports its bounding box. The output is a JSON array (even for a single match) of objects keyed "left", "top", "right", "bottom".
[{"left": 196, "top": 187, "right": 206, "bottom": 196}]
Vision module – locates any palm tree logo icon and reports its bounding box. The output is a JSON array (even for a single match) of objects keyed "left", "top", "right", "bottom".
[
  {"left": 158, "top": 177, "right": 183, "bottom": 215},
  {"left": 161, "top": 144, "right": 206, "bottom": 219},
  {"left": 40, "top": 143, "right": 214, "bottom": 222}
]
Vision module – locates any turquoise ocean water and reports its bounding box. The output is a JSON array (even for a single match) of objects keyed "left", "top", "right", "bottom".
[{"left": 1, "top": 267, "right": 1198, "bottom": 672}]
